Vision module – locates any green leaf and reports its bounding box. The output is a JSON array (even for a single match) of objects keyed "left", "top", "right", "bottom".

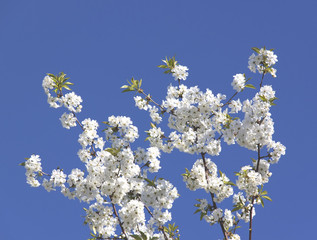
[
  {"left": 262, "top": 195, "right": 272, "bottom": 201},
  {"left": 269, "top": 97, "right": 278, "bottom": 106},
  {"left": 131, "top": 235, "right": 143, "bottom": 240},
  {"left": 140, "top": 231, "right": 147, "bottom": 240},
  {"left": 47, "top": 73, "right": 55, "bottom": 78},
  {"left": 245, "top": 84, "right": 256, "bottom": 89},
  {"left": 92, "top": 226, "right": 97, "bottom": 235},
  {"left": 224, "top": 181, "right": 236, "bottom": 186},
  {"left": 157, "top": 65, "right": 168, "bottom": 69},
  {"left": 19, "top": 162, "right": 25, "bottom": 166},
  {"left": 260, "top": 197, "right": 264, "bottom": 207},
  {"left": 232, "top": 207, "right": 241, "bottom": 212},
  {"left": 200, "top": 212, "right": 206, "bottom": 221},
  {"left": 194, "top": 209, "right": 201, "bottom": 214},
  {"left": 259, "top": 95, "right": 267, "bottom": 102},
  {"left": 252, "top": 47, "right": 260, "bottom": 54},
  {"left": 144, "top": 178, "right": 156, "bottom": 187},
  {"left": 89, "top": 232, "right": 96, "bottom": 239},
  {"left": 105, "top": 148, "right": 120, "bottom": 156},
  {"left": 63, "top": 85, "right": 71, "bottom": 90},
  {"left": 64, "top": 81, "right": 73, "bottom": 85},
  {"left": 122, "top": 88, "right": 135, "bottom": 93}
]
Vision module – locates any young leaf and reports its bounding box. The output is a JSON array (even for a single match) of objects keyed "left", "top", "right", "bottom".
[
  {"left": 92, "top": 226, "right": 97, "bottom": 235},
  {"left": 140, "top": 231, "right": 147, "bottom": 240},
  {"left": 251, "top": 47, "right": 260, "bottom": 54},
  {"left": 245, "top": 84, "right": 256, "bottom": 89},
  {"left": 131, "top": 235, "right": 143, "bottom": 240},
  {"left": 262, "top": 195, "right": 272, "bottom": 201}
]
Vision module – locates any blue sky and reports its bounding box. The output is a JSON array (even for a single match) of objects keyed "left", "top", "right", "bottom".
[{"left": 1, "top": 0, "right": 317, "bottom": 239}]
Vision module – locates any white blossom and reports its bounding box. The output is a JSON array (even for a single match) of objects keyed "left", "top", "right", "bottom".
[
  {"left": 62, "top": 92, "right": 83, "bottom": 113},
  {"left": 25, "top": 51, "right": 286, "bottom": 239},
  {"left": 248, "top": 48, "right": 278, "bottom": 77},
  {"left": 171, "top": 64, "right": 189, "bottom": 81},
  {"left": 232, "top": 74, "right": 245, "bottom": 92},
  {"left": 60, "top": 112, "right": 77, "bottom": 129}
]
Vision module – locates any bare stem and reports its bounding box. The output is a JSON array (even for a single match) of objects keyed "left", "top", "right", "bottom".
[
  {"left": 222, "top": 91, "right": 238, "bottom": 108},
  {"left": 259, "top": 71, "right": 265, "bottom": 88},
  {"left": 139, "top": 89, "right": 165, "bottom": 112}
]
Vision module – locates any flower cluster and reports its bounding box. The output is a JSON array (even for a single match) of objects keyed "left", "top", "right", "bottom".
[
  {"left": 24, "top": 154, "right": 43, "bottom": 187},
  {"left": 236, "top": 166, "right": 262, "bottom": 198},
  {"left": 62, "top": 92, "right": 83, "bottom": 113},
  {"left": 42, "top": 75, "right": 63, "bottom": 108},
  {"left": 171, "top": 64, "right": 189, "bottom": 81},
  {"left": 134, "top": 96, "right": 162, "bottom": 124},
  {"left": 222, "top": 85, "right": 281, "bottom": 154},
  {"left": 232, "top": 192, "right": 255, "bottom": 223},
  {"left": 42, "top": 75, "right": 83, "bottom": 111},
  {"left": 23, "top": 47, "right": 285, "bottom": 240},
  {"left": 231, "top": 74, "right": 246, "bottom": 92},
  {"left": 248, "top": 48, "right": 278, "bottom": 77},
  {"left": 144, "top": 84, "right": 226, "bottom": 156},
  {"left": 22, "top": 75, "right": 180, "bottom": 240},
  {"left": 127, "top": 48, "right": 285, "bottom": 239},
  {"left": 183, "top": 158, "right": 233, "bottom": 203},
  {"left": 60, "top": 112, "right": 77, "bottom": 129}
]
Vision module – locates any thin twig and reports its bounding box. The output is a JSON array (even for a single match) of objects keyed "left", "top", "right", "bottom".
[
  {"left": 259, "top": 71, "right": 265, "bottom": 88},
  {"left": 139, "top": 89, "right": 165, "bottom": 112},
  {"left": 222, "top": 91, "right": 238, "bottom": 108},
  {"left": 144, "top": 205, "right": 169, "bottom": 240}
]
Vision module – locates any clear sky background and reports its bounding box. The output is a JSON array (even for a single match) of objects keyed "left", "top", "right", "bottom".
[{"left": 1, "top": 0, "right": 316, "bottom": 239}]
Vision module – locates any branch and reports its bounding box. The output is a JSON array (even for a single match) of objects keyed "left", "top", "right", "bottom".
[
  {"left": 259, "top": 71, "right": 265, "bottom": 88},
  {"left": 110, "top": 200, "right": 128, "bottom": 240},
  {"left": 138, "top": 89, "right": 166, "bottom": 112},
  {"left": 222, "top": 91, "right": 238, "bottom": 108},
  {"left": 201, "top": 153, "right": 229, "bottom": 240},
  {"left": 144, "top": 205, "right": 169, "bottom": 240},
  {"left": 248, "top": 144, "right": 261, "bottom": 240}
]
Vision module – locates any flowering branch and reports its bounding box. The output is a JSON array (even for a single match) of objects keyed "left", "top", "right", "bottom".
[
  {"left": 111, "top": 201, "right": 128, "bottom": 240},
  {"left": 144, "top": 205, "right": 169, "bottom": 240},
  {"left": 248, "top": 144, "right": 261, "bottom": 240},
  {"left": 21, "top": 47, "right": 285, "bottom": 240},
  {"left": 201, "top": 153, "right": 229, "bottom": 240}
]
